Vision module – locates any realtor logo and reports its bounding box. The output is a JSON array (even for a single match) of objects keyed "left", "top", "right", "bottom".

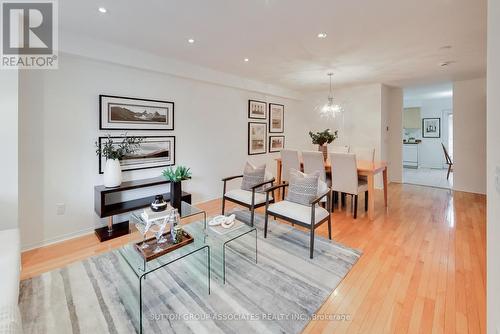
[{"left": 1, "top": 0, "right": 58, "bottom": 69}]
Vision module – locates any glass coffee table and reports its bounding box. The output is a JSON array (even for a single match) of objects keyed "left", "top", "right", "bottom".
[
  {"left": 118, "top": 202, "right": 258, "bottom": 333},
  {"left": 119, "top": 202, "right": 209, "bottom": 334}
]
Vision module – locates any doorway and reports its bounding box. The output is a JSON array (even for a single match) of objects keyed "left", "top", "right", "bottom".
[{"left": 402, "top": 83, "right": 453, "bottom": 189}]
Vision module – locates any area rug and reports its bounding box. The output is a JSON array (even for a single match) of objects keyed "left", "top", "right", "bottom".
[{"left": 19, "top": 214, "right": 361, "bottom": 334}]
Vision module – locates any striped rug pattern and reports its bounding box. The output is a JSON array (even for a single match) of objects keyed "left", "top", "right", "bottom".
[{"left": 19, "top": 216, "right": 361, "bottom": 334}]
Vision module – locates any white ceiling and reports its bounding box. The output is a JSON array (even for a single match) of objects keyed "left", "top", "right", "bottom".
[
  {"left": 404, "top": 83, "right": 453, "bottom": 101},
  {"left": 59, "top": 0, "right": 487, "bottom": 92}
]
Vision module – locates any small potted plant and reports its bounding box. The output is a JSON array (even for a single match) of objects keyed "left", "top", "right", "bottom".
[
  {"left": 95, "top": 134, "right": 144, "bottom": 188},
  {"left": 162, "top": 166, "right": 192, "bottom": 210},
  {"left": 309, "top": 129, "right": 338, "bottom": 160}
]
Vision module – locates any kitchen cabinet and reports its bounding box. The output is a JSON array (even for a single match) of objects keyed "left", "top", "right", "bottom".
[
  {"left": 403, "top": 107, "right": 421, "bottom": 129},
  {"left": 403, "top": 144, "right": 419, "bottom": 168}
]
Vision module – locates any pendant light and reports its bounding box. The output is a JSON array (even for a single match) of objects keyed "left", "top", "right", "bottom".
[{"left": 320, "top": 73, "right": 343, "bottom": 118}]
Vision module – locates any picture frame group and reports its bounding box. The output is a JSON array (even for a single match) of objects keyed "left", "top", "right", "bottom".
[
  {"left": 98, "top": 94, "right": 176, "bottom": 173},
  {"left": 247, "top": 99, "right": 285, "bottom": 155}
]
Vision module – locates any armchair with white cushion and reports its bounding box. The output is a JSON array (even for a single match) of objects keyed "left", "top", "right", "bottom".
[
  {"left": 221, "top": 170, "right": 275, "bottom": 226},
  {"left": 263, "top": 180, "right": 332, "bottom": 259}
]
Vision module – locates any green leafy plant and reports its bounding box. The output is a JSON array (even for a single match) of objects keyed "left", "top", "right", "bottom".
[
  {"left": 95, "top": 134, "right": 144, "bottom": 160},
  {"left": 162, "top": 166, "right": 192, "bottom": 182},
  {"left": 309, "top": 129, "right": 338, "bottom": 146}
]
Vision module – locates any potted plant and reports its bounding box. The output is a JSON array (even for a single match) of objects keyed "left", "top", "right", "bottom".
[
  {"left": 309, "top": 129, "right": 338, "bottom": 160},
  {"left": 95, "top": 135, "right": 144, "bottom": 188},
  {"left": 162, "top": 166, "right": 192, "bottom": 210}
]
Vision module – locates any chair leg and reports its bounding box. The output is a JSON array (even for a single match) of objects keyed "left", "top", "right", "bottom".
[
  {"left": 447, "top": 164, "right": 452, "bottom": 180},
  {"left": 365, "top": 191, "right": 368, "bottom": 211},
  {"left": 221, "top": 197, "right": 226, "bottom": 215},
  {"left": 264, "top": 211, "right": 268, "bottom": 238},
  {"left": 250, "top": 206, "right": 255, "bottom": 227},
  {"left": 310, "top": 226, "right": 315, "bottom": 259},
  {"left": 341, "top": 193, "right": 346, "bottom": 208},
  {"left": 328, "top": 215, "right": 332, "bottom": 240},
  {"left": 353, "top": 195, "right": 358, "bottom": 219}
]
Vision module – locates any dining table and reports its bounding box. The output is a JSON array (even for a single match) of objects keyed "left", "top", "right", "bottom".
[{"left": 275, "top": 158, "right": 388, "bottom": 221}]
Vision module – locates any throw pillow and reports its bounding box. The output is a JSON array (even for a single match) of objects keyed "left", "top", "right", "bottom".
[
  {"left": 286, "top": 169, "right": 320, "bottom": 206},
  {"left": 241, "top": 162, "right": 266, "bottom": 192}
]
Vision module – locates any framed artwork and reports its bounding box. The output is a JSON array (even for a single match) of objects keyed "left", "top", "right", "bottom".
[
  {"left": 248, "top": 100, "right": 267, "bottom": 119},
  {"left": 98, "top": 136, "right": 175, "bottom": 173},
  {"left": 99, "top": 95, "right": 174, "bottom": 130},
  {"left": 422, "top": 118, "right": 441, "bottom": 138},
  {"left": 248, "top": 122, "right": 267, "bottom": 155},
  {"left": 269, "top": 103, "right": 284, "bottom": 133},
  {"left": 269, "top": 135, "right": 285, "bottom": 153}
]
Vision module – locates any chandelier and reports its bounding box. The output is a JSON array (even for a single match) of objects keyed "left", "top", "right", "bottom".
[{"left": 320, "top": 73, "right": 343, "bottom": 118}]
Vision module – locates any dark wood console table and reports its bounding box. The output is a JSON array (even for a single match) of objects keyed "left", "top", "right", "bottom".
[{"left": 94, "top": 177, "right": 192, "bottom": 242}]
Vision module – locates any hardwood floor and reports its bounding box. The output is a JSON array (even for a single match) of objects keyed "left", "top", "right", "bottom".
[{"left": 21, "top": 183, "right": 486, "bottom": 334}]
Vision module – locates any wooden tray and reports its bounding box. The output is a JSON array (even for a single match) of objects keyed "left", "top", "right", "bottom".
[{"left": 134, "top": 230, "right": 194, "bottom": 262}]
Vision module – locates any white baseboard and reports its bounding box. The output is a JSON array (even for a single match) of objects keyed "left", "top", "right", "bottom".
[{"left": 21, "top": 227, "right": 95, "bottom": 252}]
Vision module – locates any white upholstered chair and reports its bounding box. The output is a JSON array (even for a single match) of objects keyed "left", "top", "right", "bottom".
[
  {"left": 222, "top": 170, "right": 275, "bottom": 226},
  {"left": 263, "top": 179, "right": 331, "bottom": 259},
  {"left": 302, "top": 151, "right": 327, "bottom": 182},
  {"left": 280, "top": 150, "right": 301, "bottom": 183},
  {"left": 330, "top": 153, "right": 368, "bottom": 219}
]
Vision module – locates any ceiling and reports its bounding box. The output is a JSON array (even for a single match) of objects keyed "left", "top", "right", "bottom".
[
  {"left": 404, "top": 83, "right": 453, "bottom": 101},
  {"left": 59, "top": 0, "right": 487, "bottom": 92}
]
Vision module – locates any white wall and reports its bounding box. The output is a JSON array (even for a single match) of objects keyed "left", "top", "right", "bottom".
[
  {"left": 383, "top": 86, "right": 403, "bottom": 183},
  {"left": 0, "top": 71, "right": 19, "bottom": 231},
  {"left": 487, "top": 0, "right": 500, "bottom": 332},
  {"left": 18, "top": 53, "right": 304, "bottom": 249},
  {"left": 299, "top": 84, "right": 382, "bottom": 152},
  {"left": 403, "top": 97, "right": 453, "bottom": 169},
  {"left": 453, "top": 77, "right": 487, "bottom": 194}
]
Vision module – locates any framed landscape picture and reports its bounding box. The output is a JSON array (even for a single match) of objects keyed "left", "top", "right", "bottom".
[
  {"left": 422, "top": 118, "right": 441, "bottom": 138},
  {"left": 99, "top": 95, "right": 174, "bottom": 130},
  {"left": 248, "top": 100, "right": 267, "bottom": 119},
  {"left": 269, "top": 103, "right": 284, "bottom": 133},
  {"left": 98, "top": 136, "right": 175, "bottom": 173},
  {"left": 248, "top": 122, "right": 267, "bottom": 155},
  {"left": 269, "top": 135, "right": 285, "bottom": 153}
]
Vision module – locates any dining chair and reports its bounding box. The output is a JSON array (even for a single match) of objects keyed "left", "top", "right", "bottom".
[
  {"left": 441, "top": 143, "right": 453, "bottom": 180},
  {"left": 330, "top": 153, "right": 368, "bottom": 219},
  {"left": 302, "top": 151, "right": 329, "bottom": 208},
  {"left": 302, "top": 151, "right": 327, "bottom": 182},
  {"left": 280, "top": 150, "right": 301, "bottom": 182}
]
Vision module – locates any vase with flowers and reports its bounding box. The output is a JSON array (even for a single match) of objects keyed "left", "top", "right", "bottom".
[{"left": 309, "top": 129, "right": 338, "bottom": 161}]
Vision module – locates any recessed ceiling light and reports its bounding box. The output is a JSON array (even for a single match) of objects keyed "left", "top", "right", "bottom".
[
  {"left": 98, "top": 7, "right": 107, "bottom": 13},
  {"left": 244, "top": 58, "right": 249, "bottom": 62},
  {"left": 317, "top": 33, "right": 327, "bottom": 39},
  {"left": 188, "top": 38, "right": 195, "bottom": 44}
]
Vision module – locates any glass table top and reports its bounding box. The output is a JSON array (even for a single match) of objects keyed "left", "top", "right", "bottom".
[{"left": 120, "top": 202, "right": 255, "bottom": 278}]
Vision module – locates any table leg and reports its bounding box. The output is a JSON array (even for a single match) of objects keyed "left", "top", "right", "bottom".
[
  {"left": 383, "top": 167, "right": 388, "bottom": 207},
  {"left": 367, "top": 173, "right": 375, "bottom": 220}
]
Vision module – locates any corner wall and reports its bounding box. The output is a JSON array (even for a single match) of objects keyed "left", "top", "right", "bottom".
[{"left": 453, "top": 77, "right": 487, "bottom": 194}]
